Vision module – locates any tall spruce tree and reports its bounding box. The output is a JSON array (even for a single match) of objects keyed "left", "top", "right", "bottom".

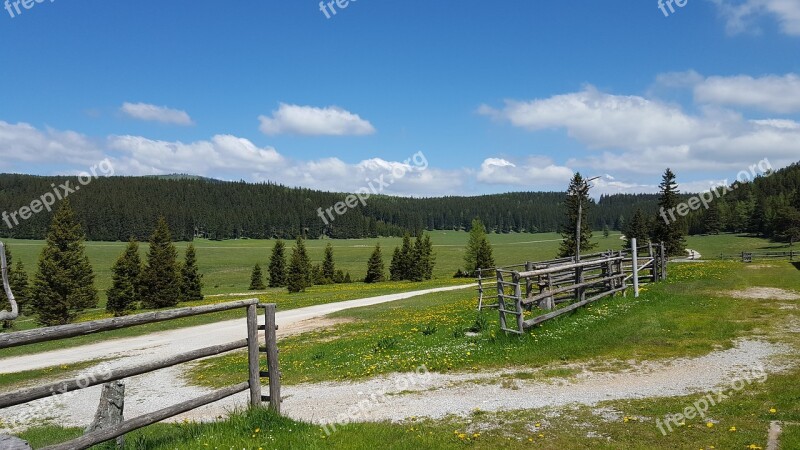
[
  {"left": 624, "top": 209, "right": 651, "bottom": 249},
  {"left": 249, "top": 264, "right": 266, "bottom": 290},
  {"left": 321, "top": 243, "right": 335, "bottom": 283},
  {"left": 420, "top": 233, "right": 436, "bottom": 280},
  {"left": 287, "top": 236, "right": 311, "bottom": 293},
  {"left": 558, "top": 173, "right": 596, "bottom": 258},
  {"left": 389, "top": 247, "right": 403, "bottom": 281},
  {"left": 0, "top": 245, "right": 12, "bottom": 313},
  {"left": 464, "top": 218, "right": 494, "bottom": 275},
  {"left": 106, "top": 239, "right": 142, "bottom": 316},
  {"left": 180, "top": 244, "right": 203, "bottom": 302},
  {"left": 653, "top": 168, "right": 687, "bottom": 256},
  {"left": 10, "top": 259, "right": 30, "bottom": 316},
  {"left": 31, "top": 200, "right": 98, "bottom": 326},
  {"left": 268, "top": 240, "right": 287, "bottom": 288},
  {"left": 140, "top": 217, "right": 181, "bottom": 309},
  {"left": 365, "top": 244, "right": 386, "bottom": 283}
]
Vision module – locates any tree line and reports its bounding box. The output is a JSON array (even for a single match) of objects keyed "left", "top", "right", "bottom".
[{"left": 0, "top": 174, "right": 665, "bottom": 241}]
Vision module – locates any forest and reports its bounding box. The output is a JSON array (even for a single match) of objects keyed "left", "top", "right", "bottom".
[{"left": 0, "top": 163, "right": 797, "bottom": 243}]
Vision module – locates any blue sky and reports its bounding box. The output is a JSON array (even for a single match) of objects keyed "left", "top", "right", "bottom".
[{"left": 0, "top": 0, "right": 798, "bottom": 197}]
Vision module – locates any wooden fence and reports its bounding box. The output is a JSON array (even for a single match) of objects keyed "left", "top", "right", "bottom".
[
  {"left": 481, "top": 240, "right": 666, "bottom": 334},
  {"left": 0, "top": 300, "right": 281, "bottom": 450},
  {"left": 719, "top": 251, "right": 797, "bottom": 263}
]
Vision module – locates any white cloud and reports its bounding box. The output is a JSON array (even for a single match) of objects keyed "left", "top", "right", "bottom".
[
  {"left": 711, "top": 0, "right": 800, "bottom": 36},
  {"left": 694, "top": 73, "right": 800, "bottom": 113},
  {"left": 259, "top": 103, "right": 376, "bottom": 136},
  {"left": 0, "top": 121, "right": 105, "bottom": 170},
  {"left": 483, "top": 84, "right": 800, "bottom": 177},
  {"left": 477, "top": 157, "right": 573, "bottom": 187},
  {"left": 120, "top": 102, "right": 194, "bottom": 126},
  {"left": 479, "top": 86, "right": 710, "bottom": 150}
]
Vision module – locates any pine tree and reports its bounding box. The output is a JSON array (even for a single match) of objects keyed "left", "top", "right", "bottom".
[
  {"left": 389, "top": 247, "right": 403, "bottom": 281},
  {"left": 704, "top": 201, "right": 722, "bottom": 235},
  {"left": 464, "top": 218, "right": 494, "bottom": 275},
  {"left": 180, "top": 244, "right": 203, "bottom": 302},
  {"left": 140, "top": 217, "right": 181, "bottom": 309},
  {"left": 249, "top": 264, "right": 266, "bottom": 290},
  {"left": 365, "top": 244, "right": 386, "bottom": 283},
  {"left": 10, "top": 259, "right": 30, "bottom": 316},
  {"left": 558, "top": 173, "right": 596, "bottom": 258},
  {"left": 268, "top": 240, "right": 287, "bottom": 288},
  {"left": 603, "top": 225, "right": 610, "bottom": 239},
  {"left": 624, "top": 209, "right": 651, "bottom": 249},
  {"left": 398, "top": 234, "right": 414, "bottom": 279},
  {"left": 421, "top": 233, "right": 435, "bottom": 280},
  {"left": 106, "top": 239, "right": 142, "bottom": 316},
  {"left": 0, "top": 245, "right": 13, "bottom": 314},
  {"left": 287, "top": 236, "right": 311, "bottom": 293},
  {"left": 321, "top": 243, "right": 335, "bottom": 284},
  {"left": 653, "top": 168, "right": 687, "bottom": 256},
  {"left": 410, "top": 235, "right": 426, "bottom": 282},
  {"left": 31, "top": 200, "right": 98, "bottom": 326}
]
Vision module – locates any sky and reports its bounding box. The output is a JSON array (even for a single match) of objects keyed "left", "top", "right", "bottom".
[{"left": 0, "top": 0, "right": 798, "bottom": 198}]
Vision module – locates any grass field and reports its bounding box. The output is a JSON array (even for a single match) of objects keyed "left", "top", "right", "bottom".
[{"left": 17, "top": 260, "right": 800, "bottom": 449}]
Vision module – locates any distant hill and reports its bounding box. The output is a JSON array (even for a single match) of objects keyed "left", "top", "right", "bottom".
[{"left": 0, "top": 173, "right": 661, "bottom": 241}]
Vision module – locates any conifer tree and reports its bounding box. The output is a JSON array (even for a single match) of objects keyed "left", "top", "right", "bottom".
[
  {"left": 268, "top": 240, "right": 287, "bottom": 288},
  {"left": 249, "top": 264, "right": 266, "bottom": 290},
  {"left": 31, "top": 200, "right": 98, "bottom": 325},
  {"left": 106, "top": 239, "right": 143, "bottom": 316},
  {"left": 389, "top": 247, "right": 403, "bottom": 281},
  {"left": 464, "top": 218, "right": 494, "bottom": 275},
  {"left": 180, "top": 244, "right": 203, "bottom": 302},
  {"left": 624, "top": 209, "right": 651, "bottom": 249},
  {"left": 10, "top": 259, "right": 30, "bottom": 315},
  {"left": 287, "top": 236, "right": 311, "bottom": 293},
  {"left": 420, "top": 233, "right": 436, "bottom": 280},
  {"left": 322, "top": 243, "right": 335, "bottom": 283},
  {"left": 365, "top": 244, "right": 386, "bottom": 283},
  {"left": 0, "top": 245, "right": 13, "bottom": 313},
  {"left": 140, "top": 217, "right": 181, "bottom": 309},
  {"left": 653, "top": 168, "right": 686, "bottom": 256},
  {"left": 558, "top": 173, "right": 596, "bottom": 258}
]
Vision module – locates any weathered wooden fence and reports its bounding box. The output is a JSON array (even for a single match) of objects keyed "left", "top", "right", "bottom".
[
  {"left": 719, "top": 251, "right": 797, "bottom": 263},
  {"left": 0, "top": 300, "right": 281, "bottom": 450},
  {"left": 481, "top": 239, "right": 666, "bottom": 334}
]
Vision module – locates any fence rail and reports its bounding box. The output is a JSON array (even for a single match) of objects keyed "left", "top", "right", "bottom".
[
  {"left": 719, "top": 251, "right": 797, "bottom": 263},
  {"left": 482, "top": 240, "right": 666, "bottom": 334},
  {"left": 0, "top": 300, "right": 281, "bottom": 450}
]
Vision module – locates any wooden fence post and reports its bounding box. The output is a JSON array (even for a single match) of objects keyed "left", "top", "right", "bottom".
[
  {"left": 525, "top": 262, "right": 533, "bottom": 299},
  {"left": 496, "top": 270, "right": 507, "bottom": 331},
  {"left": 246, "top": 304, "right": 262, "bottom": 407},
  {"left": 476, "top": 268, "right": 483, "bottom": 311},
  {"left": 263, "top": 304, "right": 281, "bottom": 414},
  {"left": 631, "top": 238, "right": 640, "bottom": 298}
]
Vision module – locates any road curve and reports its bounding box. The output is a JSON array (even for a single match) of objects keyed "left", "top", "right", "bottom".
[{"left": 0, "top": 283, "right": 475, "bottom": 375}]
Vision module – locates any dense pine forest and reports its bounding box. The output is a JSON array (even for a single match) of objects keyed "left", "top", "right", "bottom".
[
  {"left": 0, "top": 174, "right": 664, "bottom": 241},
  {"left": 4, "top": 166, "right": 797, "bottom": 243},
  {"left": 686, "top": 162, "right": 800, "bottom": 243}
]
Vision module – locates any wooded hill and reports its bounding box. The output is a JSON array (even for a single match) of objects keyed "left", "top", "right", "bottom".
[{"left": 0, "top": 173, "right": 662, "bottom": 241}]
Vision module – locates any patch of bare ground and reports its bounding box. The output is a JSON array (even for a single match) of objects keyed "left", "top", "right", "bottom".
[
  {"left": 276, "top": 317, "right": 356, "bottom": 340},
  {"left": 726, "top": 287, "right": 800, "bottom": 301}
]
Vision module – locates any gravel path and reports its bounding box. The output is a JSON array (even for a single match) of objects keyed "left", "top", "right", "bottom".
[
  {"left": 0, "top": 283, "right": 473, "bottom": 374},
  {"left": 0, "top": 339, "right": 789, "bottom": 432}
]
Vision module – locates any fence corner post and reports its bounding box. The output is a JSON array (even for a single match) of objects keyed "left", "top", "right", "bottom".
[
  {"left": 246, "top": 304, "right": 262, "bottom": 408},
  {"left": 263, "top": 304, "right": 281, "bottom": 414},
  {"left": 631, "top": 238, "right": 639, "bottom": 298}
]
